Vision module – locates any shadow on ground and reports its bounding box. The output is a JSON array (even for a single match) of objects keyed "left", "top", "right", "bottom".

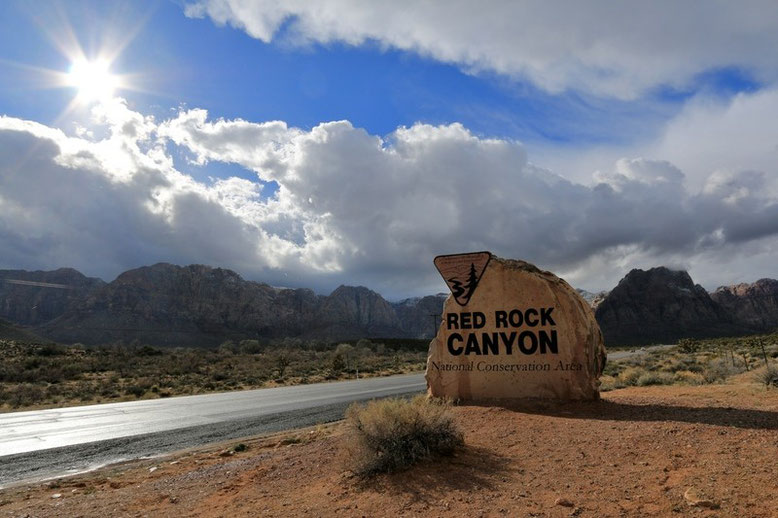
[
  {"left": 466, "top": 398, "right": 778, "bottom": 430},
  {"left": 358, "top": 445, "right": 513, "bottom": 503}
]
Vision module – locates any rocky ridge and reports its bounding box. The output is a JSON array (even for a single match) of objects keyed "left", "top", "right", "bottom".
[
  {"left": 0, "top": 268, "right": 105, "bottom": 326},
  {"left": 26, "top": 264, "right": 440, "bottom": 346},
  {"left": 710, "top": 278, "right": 778, "bottom": 332},
  {"left": 1, "top": 263, "right": 776, "bottom": 347},
  {"left": 594, "top": 267, "right": 760, "bottom": 345}
]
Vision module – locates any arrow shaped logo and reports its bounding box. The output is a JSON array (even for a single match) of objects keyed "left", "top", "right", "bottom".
[{"left": 434, "top": 251, "right": 491, "bottom": 306}]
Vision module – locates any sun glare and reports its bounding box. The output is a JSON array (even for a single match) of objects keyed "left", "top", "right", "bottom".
[{"left": 66, "top": 59, "right": 119, "bottom": 102}]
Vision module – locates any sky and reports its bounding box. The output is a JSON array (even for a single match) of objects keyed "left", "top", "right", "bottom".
[{"left": 0, "top": 0, "right": 777, "bottom": 299}]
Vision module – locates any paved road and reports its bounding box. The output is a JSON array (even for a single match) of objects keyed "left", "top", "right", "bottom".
[{"left": 0, "top": 373, "right": 426, "bottom": 487}]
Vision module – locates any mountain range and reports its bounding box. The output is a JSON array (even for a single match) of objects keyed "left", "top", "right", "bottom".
[
  {"left": 1, "top": 263, "right": 776, "bottom": 347},
  {"left": 0, "top": 264, "right": 446, "bottom": 346}
]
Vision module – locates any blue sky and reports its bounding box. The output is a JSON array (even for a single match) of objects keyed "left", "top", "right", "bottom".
[
  {"left": 0, "top": 0, "right": 777, "bottom": 297},
  {"left": 3, "top": 0, "right": 746, "bottom": 149}
]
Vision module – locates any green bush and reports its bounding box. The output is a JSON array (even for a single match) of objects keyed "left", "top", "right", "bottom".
[
  {"left": 342, "top": 396, "right": 463, "bottom": 476},
  {"left": 125, "top": 384, "right": 146, "bottom": 397}
]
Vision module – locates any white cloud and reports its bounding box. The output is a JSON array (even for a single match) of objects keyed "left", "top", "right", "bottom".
[
  {"left": 653, "top": 88, "right": 778, "bottom": 193},
  {"left": 534, "top": 87, "right": 778, "bottom": 195},
  {"left": 1, "top": 98, "right": 777, "bottom": 296},
  {"left": 184, "top": 0, "right": 778, "bottom": 99}
]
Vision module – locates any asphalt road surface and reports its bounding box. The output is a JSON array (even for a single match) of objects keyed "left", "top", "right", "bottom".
[{"left": 0, "top": 373, "right": 426, "bottom": 488}]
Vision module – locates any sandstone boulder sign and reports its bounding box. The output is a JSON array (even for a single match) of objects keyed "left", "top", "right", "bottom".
[{"left": 426, "top": 253, "right": 606, "bottom": 400}]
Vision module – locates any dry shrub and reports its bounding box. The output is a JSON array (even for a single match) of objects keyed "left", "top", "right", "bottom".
[
  {"left": 703, "top": 358, "right": 743, "bottom": 383},
  {"left": 673, "top": 370, "right": 706, "bottom": 385},
  {"left": 636, "top": 371, "right": 674, "bottom": 386},
  {"left": 755, "top": 364, "right": 778, "bottom": 387},
  {"left": 619, "top": 366, "right": 647, "bottom": 386},
  {"left": 342, "top": 395, "right": 463, "bottom": 476},
  {"left": 598, "top": 375, "right": 622, "bottom": 391}
]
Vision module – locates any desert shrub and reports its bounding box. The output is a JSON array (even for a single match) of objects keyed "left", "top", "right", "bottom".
[
  {"left": 678, "top": 338, "right": 701, "bottom": 353},
  {"left": 124, "top": 384, "right": 147, "bottom": 397},
  {"left": 342, "top": 396, "right": 463, "bottom": 476},
  {"left": 136, "top": 345, "right": 162, "bottom": 356},
  {"left": 8, "top": 383, "right": 45, "bottom": 407},
  {"left": 334, "top": 343, "right": 355, "bottom": 368},
  {"left": 598, "top": 375, "right": 623, "bottom": 391},
  {"left": 211, "top": 370, "right": 229, "bottom": 381},
  {"left": 238, "top": 340, "right": 263, "bottom": 354},
  {"left": 677, "top": 357, "right": 704, "bottom": 373},
  {"left": 703, "top": 358, "right": 743, "bottom": 383},
  {"left": 636, "top": 371, "right": 673, "bottom": 386},
  {"left": 35, "top": 344, "right": 64, "bottom": 357},
  {"left": 331, "top": 351, "right": 346, "bottom": 373},
  {"left": 673, "top": 370, "right": 706, "bottom": 385},
  {"left": 218, "top": 340, "right": 237, "bottom": 354},
  {"left": 618, "top": 366, "right": 647, "bottom": 386},
  {"left": 755, "top": 364, "right": 778, "bottom": 387},
  {"left": 355, "top": 338, "right": 373, "bottom": 350}
]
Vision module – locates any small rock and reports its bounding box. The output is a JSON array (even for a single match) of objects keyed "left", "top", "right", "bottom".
[
  {"left": 219, "top": 450, "right": 235, "bottom": 457},
  {"left": 51, "top": 493, "right": 62, "bottom": 499},
  {"left": 555, "top": 497, "right": 575, "bottom": 507},
  {"left": 149, "top": 467, "right": 158, "bottom": 473},
  {"left": 683, "top": 487, "right": 718, "bottom": 508}
]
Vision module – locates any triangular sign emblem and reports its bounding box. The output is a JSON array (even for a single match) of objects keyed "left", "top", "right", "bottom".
[{"left": 434, "top": 251, "right": 491, "bottom": 306}]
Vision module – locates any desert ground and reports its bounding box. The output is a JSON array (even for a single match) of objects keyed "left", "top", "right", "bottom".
[{"left": 1, "top": 373, "right": 776, "bottom": 518}]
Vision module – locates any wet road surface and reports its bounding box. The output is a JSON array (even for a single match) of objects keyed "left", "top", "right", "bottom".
[{"left": 0, "top": 373, "right": 426, "bottom": 487}]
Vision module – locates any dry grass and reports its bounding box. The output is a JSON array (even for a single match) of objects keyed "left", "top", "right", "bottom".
[
  {"left": 342, "top": 395, "right": 463, "bottom": 476},
  {"left": 0, "top": 339, "right": 427, "bottom": 412},
  {"left": 601, "top": 333, "right": 778, "bottom": 391},
  {"left": 754, "top": 364, "right": 778, "bottom": 387}
]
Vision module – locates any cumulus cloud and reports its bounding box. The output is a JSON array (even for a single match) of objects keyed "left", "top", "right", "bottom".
[
  {"left": 530, "top": 84, "right": 778, "bottom": 209},
  {"left": 183, "top": 0, "right": 778, "bottom": 99},
  {"left": 1, "top": 98, "right": 777, "bottom": 296}
]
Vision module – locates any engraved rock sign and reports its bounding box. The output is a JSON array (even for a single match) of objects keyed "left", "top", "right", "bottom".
[{"left": 427, "top": 254, "right": 607, "bottom": 401}]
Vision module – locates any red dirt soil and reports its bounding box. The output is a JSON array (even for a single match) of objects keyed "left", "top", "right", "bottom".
[{"left": 2, "top": 381, "right": 777, "bottom": 518}]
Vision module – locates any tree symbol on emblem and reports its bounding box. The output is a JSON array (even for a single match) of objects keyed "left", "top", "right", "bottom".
[
  {"left": 464, "top": 262, "right": 478, "bottom": 300},
  {"left": 448, "top": 263, "right": 479, "bottom": 303}
]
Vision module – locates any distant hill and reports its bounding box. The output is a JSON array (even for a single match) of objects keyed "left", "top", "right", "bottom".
[
  {"left": 0, "top": 268, "right": 105, "bottom": 326},
  {"left": 31, "top": 263, "right": 442, "bottom": 346},
  {"left": 391, "top": 294, "right": 449, "bottom": 338},
  {"left": 576, "top": 288, "right": 609, "bottom": 309},
  {"left": 0, "top": 318, "right": 46, "bottom": 342},
  {"left": 710, "top": 279, "right": 778, "bottom": 332},
  {"left": 1, "top": 263, "right": 776, "bottom": 347},
  {"left": 594, "top": 267, "right": 762, "bottom": 345}
]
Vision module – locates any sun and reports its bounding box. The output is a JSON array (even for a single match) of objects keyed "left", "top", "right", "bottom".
[{"left": 66, "top": 58, "right": 120, "bottom": 102}]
